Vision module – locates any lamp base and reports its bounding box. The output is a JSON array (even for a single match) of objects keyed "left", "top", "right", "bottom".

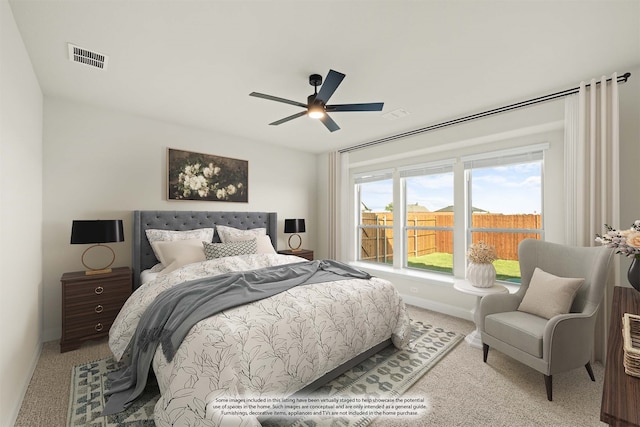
[
  {"left": 287, "top": 234, "right": 302, "bottom": 251},
  {"left": 85, "top": 268, "right": 113, "bottom": 276},
  {"left": 81, "top": 244, "right": 116, "bottom": 275}
]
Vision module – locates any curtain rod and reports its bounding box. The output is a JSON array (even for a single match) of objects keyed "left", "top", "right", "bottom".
[{"left": 339, "top": 72, "right": 631, "bottom": 154}]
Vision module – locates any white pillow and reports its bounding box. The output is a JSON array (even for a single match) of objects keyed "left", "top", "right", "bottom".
[
  {"left": 145, "top": 227, "right": 215, "bottom": 244},
  {"left": 202, "top": 239, "right": 257, "bottom": 260},
  {"left": 151, "top": 239, "right": 206, "bottom": 274},
  {"left": 148, "top": 263, "right": 165, "bottom": 273},
  {"left": 216, "top": 225, "right": 266, "bottom": 243},
  {"left": 255, "top": 234, "right": 277, "bottom": 254},
  {"left": 517, "top": 267, "right": 584, "bottom": 319},
  {"left": 145, "top": 228, "right": 214, "bottom": 261}
]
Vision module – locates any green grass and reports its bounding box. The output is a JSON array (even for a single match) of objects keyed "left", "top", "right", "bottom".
[
  {"left": 407, "top": 252, "right": 521, "bottom": 283},
  {"left": 407, "top": 252, "right": 454, "bottom": 274}
]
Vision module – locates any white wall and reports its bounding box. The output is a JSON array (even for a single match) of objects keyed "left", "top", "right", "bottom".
[
  {"left": 41, "top": 98, "right": 318, "bottom": 341},
  {"left": 618, "top": 65, "right": 640, "bottom": 281},
  {"left": 0, "top": 0, "right": 43, "bottom": 424}
]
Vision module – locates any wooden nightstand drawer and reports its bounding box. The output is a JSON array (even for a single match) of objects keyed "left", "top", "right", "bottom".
[
  {"left": 64, "top": 303, "right": 123, "bottom": 326},
  {"left": 63, "top": 278, "right": 130, "bottom": 298},
  {"left": 62, "top": 315, "right": 118, "bottom": 340},
  {"left": 278, "top": 249, "right": 314, "bottom": 261},
  {"left": 60, "top": 266, "right": 132, "bottom": 352},
  {"left": 63, "top": 280, "right": 130, "bottom": 311}
]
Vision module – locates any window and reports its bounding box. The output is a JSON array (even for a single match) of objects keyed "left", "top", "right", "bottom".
[
  {"left": 465, "top": 149, "right": 544, "bottom": 283},
  {"left": 401, "top": 163, "right": 454, "bottom": 274},
  {"left": 355, "top": 171, "right": 393, "bottom": 266},
  {"left": 352, "top": 144, "right": 546, "bottom": 284}
]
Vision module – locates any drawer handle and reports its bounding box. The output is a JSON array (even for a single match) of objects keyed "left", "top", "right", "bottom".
[
  {"left": 95, "top": 304, "right": 103, "bottom": 313},
  {"left": 95, "top": 323, "right": 104, "bottom": 332},
  {"left": 94, "top": 286, "right": 104, "bottom": 295}
]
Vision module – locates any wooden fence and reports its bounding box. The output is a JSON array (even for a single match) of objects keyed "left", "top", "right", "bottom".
[{"left": 360, "top": 212, "right": 541, "bottom": 262}]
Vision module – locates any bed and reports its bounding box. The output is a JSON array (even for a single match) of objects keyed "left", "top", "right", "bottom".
[{"left": 108, "top": 210, "right": 410, "bottom": 426}]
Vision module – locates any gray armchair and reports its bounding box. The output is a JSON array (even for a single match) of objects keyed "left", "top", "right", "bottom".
[{"left": 478, "top": 239, "right": 613, "bottom": 401}]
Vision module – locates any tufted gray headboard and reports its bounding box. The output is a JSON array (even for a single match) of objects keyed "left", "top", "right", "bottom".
[{"left": 132, "top": 210, "right": 277, "bottom": 289}]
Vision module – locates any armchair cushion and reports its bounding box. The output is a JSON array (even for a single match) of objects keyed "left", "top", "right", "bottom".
[
  {"left": 517, "top": 267, "right": 584, "bottom": 319},
  {"left": 485, "top": 311, "right": 548, "bottom": 357}
]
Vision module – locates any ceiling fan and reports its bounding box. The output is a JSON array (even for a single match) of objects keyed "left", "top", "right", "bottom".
[{"left": 249, "top": 69, "right": 384, "bottom": 132}]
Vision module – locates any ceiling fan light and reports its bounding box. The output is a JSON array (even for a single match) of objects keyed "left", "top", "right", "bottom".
[{"left": 308, "top": 105, "right": 325, "bottom": 119}]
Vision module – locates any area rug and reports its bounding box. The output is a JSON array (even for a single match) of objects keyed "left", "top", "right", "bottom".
[{"left": 67, "top": 320, "right": 463, "bottom": 427}]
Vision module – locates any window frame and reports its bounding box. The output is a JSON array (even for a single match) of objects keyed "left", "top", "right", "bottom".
[
  {"left": 354, "top": 170, "right": 394, "bottom": 266},
  {"left": 464, "top": 148, "right": 545, "bottom": 282},
  {"left": 351, "top": 144, "right": 547, "bottom": 285},
  {"left": 463, "top": 146, "right": 546, "bottom": 244},
  {"left": 400, "top": 161, "right": 455, "bottom": 274}
]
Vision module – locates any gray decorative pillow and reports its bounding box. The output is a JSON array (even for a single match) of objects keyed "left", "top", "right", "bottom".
[
  {"left": 517, "top": 267, "right": 584, "bottom": 319},
  {"left": 202, "top": 239, "right": 257, "bottom": 260}
]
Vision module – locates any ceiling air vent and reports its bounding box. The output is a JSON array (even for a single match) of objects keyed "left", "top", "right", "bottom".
[
  {"left": 382, "top": 108, "right": 410, "bottom": 120},
  {"left": 68, "top": 43, "right": 108, "bottom": 70}
]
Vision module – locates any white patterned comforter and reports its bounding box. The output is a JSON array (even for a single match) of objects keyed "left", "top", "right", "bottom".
[{"left": 109, "top": 254, "right": 410, "bottom": 427}]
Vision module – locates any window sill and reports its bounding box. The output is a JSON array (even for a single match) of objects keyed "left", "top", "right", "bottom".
[
  {"left": 349, "top": 261, "right": 454, "bottom": 287},
  {"left": 350, "top": 260, "right": 519, "bottom": 293}
]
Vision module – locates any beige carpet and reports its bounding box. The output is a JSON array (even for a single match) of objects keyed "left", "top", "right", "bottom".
[{"left": 15, "top": 305, "right": 607, "bottom": 427}]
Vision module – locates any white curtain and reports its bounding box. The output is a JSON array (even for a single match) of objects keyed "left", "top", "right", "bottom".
[
  {"left": 328, "top": 151, "right": 349, "bottom": 261},
  {"left": 564, "top": 73, "right": 620, "bottom": 362}
]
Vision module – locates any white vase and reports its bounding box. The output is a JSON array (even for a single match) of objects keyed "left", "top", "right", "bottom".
[{"left": 466, "top": 262, "right": 496, "bottom": 288}]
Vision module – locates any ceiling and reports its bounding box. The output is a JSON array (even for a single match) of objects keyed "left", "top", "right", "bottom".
[{"left": 8, "top": 0, "right": 640, "bottom": 154}]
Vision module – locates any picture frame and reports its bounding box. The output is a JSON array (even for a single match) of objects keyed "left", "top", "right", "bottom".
[{"left": 167, "top": 148, "right": 248, "bottom": 202}]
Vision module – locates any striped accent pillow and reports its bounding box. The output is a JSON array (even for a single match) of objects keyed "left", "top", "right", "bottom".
[{"left": 202, "top": 239, "right": 257, "bottom": 260}]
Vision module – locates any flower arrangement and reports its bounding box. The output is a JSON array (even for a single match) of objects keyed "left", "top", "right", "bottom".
[
  {"left": 466, "top": 241, "right": 498, "bottom": 264},
  {"left": 596, "top": 220, "right": 640, "bottom": 258}
]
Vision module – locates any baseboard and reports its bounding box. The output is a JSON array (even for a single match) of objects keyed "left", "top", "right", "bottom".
[
  {"left": 8, "top": 341, "right": 42, "bottom": 426},
  {"left": 401, "top": 293, "right": 474, "bottom": 322}
]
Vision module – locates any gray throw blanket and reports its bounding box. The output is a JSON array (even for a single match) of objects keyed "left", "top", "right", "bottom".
[{"left": 102, "top": 259, "right": 371, "bottom": 415}]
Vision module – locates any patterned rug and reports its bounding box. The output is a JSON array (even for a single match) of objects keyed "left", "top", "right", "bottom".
[{"left": 67, "top": 321, "right": 462, "bottom": 427}]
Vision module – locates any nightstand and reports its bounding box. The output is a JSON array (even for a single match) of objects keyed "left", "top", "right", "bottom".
[
  {"left": 278, "top": 249, "right": 314, "bottom": 261},
  {"left": 60, "top": 266, "right": 132, "bottom": 352}
]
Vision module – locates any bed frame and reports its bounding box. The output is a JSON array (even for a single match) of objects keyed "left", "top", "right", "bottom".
[
  {"left": 132, "top": 210, "right": 277, "bottom": 289},
  {"left": 131, "top": 209, "right": 391, "bottom": 394}
]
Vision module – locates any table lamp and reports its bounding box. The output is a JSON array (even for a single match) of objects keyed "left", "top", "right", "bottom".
[
  {"left": 70, "top": 219, "right": 124, "bottom": 275},
  {"left": 284, "top": 218, "right": 305, "bottom": 251}
]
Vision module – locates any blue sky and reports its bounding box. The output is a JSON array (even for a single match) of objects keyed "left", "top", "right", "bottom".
[{"left": 360, "top": 162, "right": 542, "bottom": 215}]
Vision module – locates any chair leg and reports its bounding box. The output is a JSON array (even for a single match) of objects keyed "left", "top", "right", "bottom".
[
  {"left": 544, "top": 375, "right": 552, "bottom": 401},
  {"left": 585, "top": 362, "right": 596, "bottom": 381},
  {"left": 483, "top": 343, "right": 489, "bottom": 363}
]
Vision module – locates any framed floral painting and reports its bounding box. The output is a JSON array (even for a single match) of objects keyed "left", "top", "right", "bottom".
[{"left": 167, "top": 148, "right": 248, "bottom": 202}]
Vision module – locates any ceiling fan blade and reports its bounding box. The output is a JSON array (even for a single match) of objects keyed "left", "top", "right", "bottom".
[
  {"left": 315, "top": 70, "right": 345, "bottom": 104},
  {"left": 269, "top": 111, "right": 307, "bottom": 126},
  {"left": 319, "top": 113, "right": 340, "bottom": 132},
  {"left": 250, "top": 92, "right": 307, "bottom": 109},
  {"left": 326, "top": 102, "right": 384, "bottom": 112}
]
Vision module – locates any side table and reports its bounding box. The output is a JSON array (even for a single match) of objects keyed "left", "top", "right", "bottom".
[
  {"left": 600, "top": 286, "right": 640, "bottom": 426},
  {"left": 277, "top": 249, "right": 314, "bottom": 261},
  {"left": 454, "top": 278, "right": 508, "bottom": 348},
  {"left": 60, "top": 266, "right": 132, "bottom": 352}
]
